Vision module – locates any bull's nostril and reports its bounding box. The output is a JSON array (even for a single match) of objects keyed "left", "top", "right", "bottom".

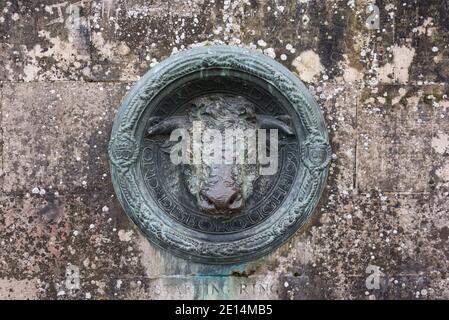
[
  {"left": 197, "top": 193, "right": 215, "bottom": 212},
  {"left": 227, "top": 192, "right": 243, "bottom": 210},
  {"left": 198, "top": 189, "right": 243, "bottom": 213},
  {"left": 228, "top": 193, "right": 240, "bottom": 205},
  {"left": 200, "top": 194, "right": 215, "bottom": 208}
]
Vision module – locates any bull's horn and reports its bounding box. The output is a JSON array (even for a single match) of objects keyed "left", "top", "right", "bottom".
[
  {"left": 256, "top": 115, "right": 295, "bottom": 136},
  {"left": 146, "top": 116, "right": 190, "bottom": 135}
]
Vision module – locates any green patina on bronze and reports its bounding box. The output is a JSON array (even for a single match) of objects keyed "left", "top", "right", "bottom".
[{"left": 108, "top": 45, "right": 331, "bottom": 264}]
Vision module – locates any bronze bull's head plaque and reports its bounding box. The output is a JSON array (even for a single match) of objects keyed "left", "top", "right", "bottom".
[{"left": 109, "top": 45, "right": 331, "bottom": 264}]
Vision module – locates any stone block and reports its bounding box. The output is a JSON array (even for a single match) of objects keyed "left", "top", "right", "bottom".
[
  {"left": 371, "top": 1, "right": 449, "bottom": 84},
  {"left": 0, "top": 1, "right": 91, "bottom": 81},
  {"left": 0, "top": 192, "right": 146, "bottom": 299},
  {"left": 357, "top": 85, "right": 439, "bottom": 193},
  {"left": 1, "top": 82, "right": 128, "bottom": 194}
]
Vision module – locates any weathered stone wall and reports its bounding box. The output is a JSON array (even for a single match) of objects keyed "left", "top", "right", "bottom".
[{"left": 0, "top": 0, "right": 448, "bottom": 299}]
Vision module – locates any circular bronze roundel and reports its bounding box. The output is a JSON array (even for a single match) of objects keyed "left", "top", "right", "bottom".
[{"left": 109, "top": 45, "right": 331, "bottom": 264}]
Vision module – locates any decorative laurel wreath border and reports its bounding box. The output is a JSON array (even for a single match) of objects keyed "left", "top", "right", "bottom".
[{"left": 109, "top": 45, "right": 331, "bottom": 264}]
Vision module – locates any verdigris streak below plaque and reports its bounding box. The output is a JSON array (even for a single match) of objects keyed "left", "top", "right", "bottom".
[{"left": 109, "top": 45, "right": 331, "bottom": 264}]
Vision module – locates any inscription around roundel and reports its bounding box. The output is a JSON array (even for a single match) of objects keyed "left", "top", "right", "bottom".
[{"left": 109, "top": 45, "right": 331, "bottom": 264}]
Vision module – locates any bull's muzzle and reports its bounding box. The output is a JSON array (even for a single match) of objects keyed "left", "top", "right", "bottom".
[{"left": 198, "top": 188, "right": 244, "bottom": 214}]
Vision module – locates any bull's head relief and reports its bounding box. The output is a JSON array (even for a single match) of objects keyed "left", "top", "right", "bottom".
[
  {"left": 109, "top": 45, "right": 330, "bottom": 263},
  {"left": 145, "top": 95, "right": 295, "bottom": 216}
]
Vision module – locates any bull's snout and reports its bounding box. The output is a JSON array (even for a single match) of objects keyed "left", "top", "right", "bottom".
[
  {"left": 197, "top": 164, "right": 243, "bottom": 214},
  {"left": 199, "top": 188, "right": 243, "bottom": 213}
]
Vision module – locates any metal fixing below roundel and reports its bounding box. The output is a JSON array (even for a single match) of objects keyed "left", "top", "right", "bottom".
[{"left": 109, "top": 45, "right": 331, "bottom": 264}]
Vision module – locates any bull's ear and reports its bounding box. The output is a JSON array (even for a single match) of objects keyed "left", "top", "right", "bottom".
[
  {"left": 256, "top": 115, "right": 295, "bottom": 136},
  {"left": 146, "top": 116, "right": 190, "bottom": 136}
]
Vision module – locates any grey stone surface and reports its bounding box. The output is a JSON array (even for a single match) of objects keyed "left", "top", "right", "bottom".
[
  {"left": 1, "top": 82, "right": 128, "bottom": 194},
  {"left": 0, "top": 0, "right": 92, "bottom": 81},
  {"left": 0, "top": 0, "right": 448, "bottom": 299},
  {"left": 357, "top": 85, "right": 442, "bottom": 194}
]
